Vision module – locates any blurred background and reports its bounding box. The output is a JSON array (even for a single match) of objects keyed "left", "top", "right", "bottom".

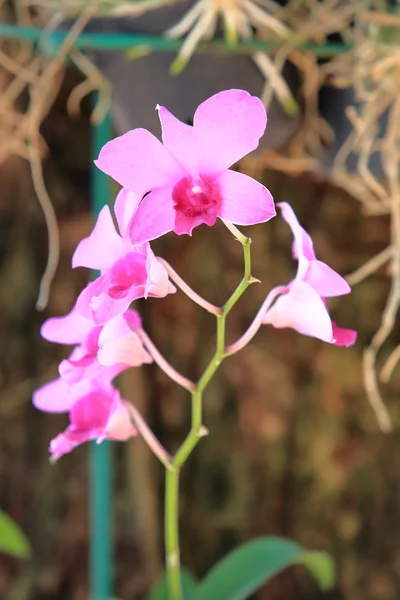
[{"left": 1, "top": 1, "right": 400, "bottom": 599}]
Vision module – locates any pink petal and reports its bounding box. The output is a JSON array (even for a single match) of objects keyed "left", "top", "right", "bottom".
[
  {"left": 95, "top": 128, "right": 185, "bottom": 195},
  {"left": 58, "top": 355, "right": 96, "bottom": 384},
  {"left": 75, "top": 253, "right": 154, "bottom": 324},
  {"left": 50, "top": 391, "right": 137, "bottom": 459},
  {"left": 332, "top": 322, "right": 357, "bottom": 347},
  {"left": 97, "top": 315, "right": 153, "bottom": 367},
  {"left": 50, "top": 431, "right": 89, "bottom": 461},
  {"left": 263, "top": 281, "right": 333, "bottom": 342},
  {"left": 70, "top": 388, "right": 112, "bottom": 430},
  {"left": 129, "top": 187, "right": 176, "bottom": 245},
  {"left": 278, "top": 202, "right": 316, "bottom": 261},
  {"left": 145, "top": 248, "right": 176, "bottom": 298},
  {"left": 115, "top": 188, "right": 141, "bottom": 237},
  {"left": 57, "top": 336, "right": 125, "bottom": 384},
  {"left": 83, "top": 326, "right": 102, "bottom": 354},
  {"left": 174, "top": 210, "right": 208, "bottom": 236},
  {"left": 217, "top": 170, "right": 276, "bottom": 225},
  {"left": 304, "top": 260, "right": 351, "bottom": 297},
  {"left": 72, "top": 205, "right": 127, "bottom": 271},
  {"left": 105, "top": 399, "right": 137, "bottom": 441},
  {"left": 74, "top": 278, "right": 105, "bottom": 320},
  {"left": 193, "top": 90, "right": 267, "bottom": 175},
  {"left": 33, "top": 377, "right": 82, "bottom": 413},
  {"left": 91, "top": 287, "right": 141, "bottom": 325},
  {"left": 158, "top": 106, "right": 198, "bottom": 175},
  {"left": 75, "top": 277, "right": 134, "bottom": 324},
  {"left": 58, "top": 354, "right": 123, "bottom": 385},
  {"left": 41, "top": 304, "right": 93, "bottom": 345},
  {"left": 124, "top": 309, "right": 142, "bottom": 329}
]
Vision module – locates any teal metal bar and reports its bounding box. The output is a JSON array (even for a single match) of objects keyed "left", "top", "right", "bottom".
[
  {"left": 0, "top": 22, "right": 352, "bottom": 55},
  {"left": 90, "top": 106, "right": 113, "bottom": 600}
]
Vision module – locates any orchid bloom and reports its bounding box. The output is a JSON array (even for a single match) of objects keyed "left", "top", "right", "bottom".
[
  {"left": 95, "top": 89, "right": 275, "bottom": 244},
  {"left": 73, "top": 192, "right": 176, "bottom": 324},
  {"left": 48, "top": 383, "right": 137, "bottom": 461},
  {"left": 33, "top": 306, "right": 153, "bottom": 414},
  {"left": 263, "top": 202, "right": 357, "bottom": 346},
  {"left": 42, "top": 303, "right": 152, "bottom": 371}
]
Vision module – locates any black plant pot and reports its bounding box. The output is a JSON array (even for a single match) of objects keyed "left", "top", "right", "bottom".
[
  {"left": 319, "top": 84, "right": 387, "bottom": 176},
  {"left": 79, "top": 14, "right": 302, "bottom": 149}
]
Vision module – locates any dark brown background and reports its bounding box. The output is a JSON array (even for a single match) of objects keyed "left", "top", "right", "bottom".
[{"left": 0, "top": 70, "right": 398, "bottom": 600}]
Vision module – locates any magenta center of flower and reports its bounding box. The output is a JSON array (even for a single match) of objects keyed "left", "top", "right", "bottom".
[
  {"left": 108, "top": 253, "right": 147, "bottom": 299},
  {"left": 172, "top": 177, "right": 219, "bottom": 228},
  {"left": 70, "top": 391, "right": 111, "bottom": 430}
]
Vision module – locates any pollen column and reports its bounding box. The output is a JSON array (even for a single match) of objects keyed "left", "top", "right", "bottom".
[{"left": 90, "top": 101, "right": 113, "bottom": 600}]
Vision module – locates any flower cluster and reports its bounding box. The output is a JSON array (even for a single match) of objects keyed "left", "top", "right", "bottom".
[
  {"left": 34, "top": 89, "right": 356, "bottom": 460},
  {"left": 33, "top": 194, "right": 174, "bottom": 460}
]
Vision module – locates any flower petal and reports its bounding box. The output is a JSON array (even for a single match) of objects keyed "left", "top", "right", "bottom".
[
  {"left": 124, "top": 309, "right": 142, "bottom": 329},
  {"left": 32, "top": 378, "right": 80, "bottom": 413},
  {"left": 41, "top": 304, "right": 93, "bottom": 345},
  {"left": 49, "top": 389, "right": 137, "bottom": 460},
  {"left": 145, "top": 248, "right": 176, "bottom": 298},
  {"left": 332, "top": 322, "right": 357, "bottom": 347},
  {"left": 304, "top": 260, "right": 351, "bottom": 297},
  {"left": 59, "top": 354, "right": 123, "bottom": 385},
  {"left": 75, "top": 277, "right": 133, "bottom": 324},
  {"left": 278, "top": 202, "right": 316, "bottom": 261},
  {"left": 114, "top": 188, "right": 141, "bottom": 237},
  {"left": 193, "top": 89, "right": 267, "bottom": 174},
  {"left": 72, "top": 205, "right": 127, "bottom": 271},
  {"left": 98, "top": 315, "right": 153, "bottom": 367},
  {"left": 263, "top": 281, "right": 333, "bottom": 342},
  {"left": 50, "top": 430, "right": 95, "bottom": 460},
  {"left": 106, "top": 399, "right": 137, "bottom": 441},
  {"left": 129, "top": 187, "right": 176, "bottom": 245},
  {"left": 95, "top": 128, "right": 185, "bottom": 195},
  {"left": 158, "top": 106, "right": 198, "bottom": 175},
  {"left": 217, "top": 169, "right": 276, "bottom": 225},
  {"left": 70, "top": 388, "right": 112, "bottom": 430},
  {"left": 95, "top": 291, "right": 139, "bottom": 325}
]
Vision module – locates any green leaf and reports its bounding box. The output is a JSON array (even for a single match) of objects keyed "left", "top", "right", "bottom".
[
  {"left": 194, "top": 536, "right": 335, "bottom": 600},
  {"left": 297, "top": 550, "right": 335, "bottom": 591},
  {"left": 0, "top": 510, "right": 31, "bottom": 559},
  {"left": 148, "top": 569, "right": 198, "bottom": 600}
]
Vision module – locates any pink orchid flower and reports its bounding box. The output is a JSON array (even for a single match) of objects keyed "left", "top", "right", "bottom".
[
  {"left": 72, "top": 196, "right": 176, "bottom": 324},
  {"left": 42, "top": 303, "right": 152, "bottom": 371},
  {"left": 48, "top": 383, "right": 137, "bottom": 461},
  {"left": 263, "top": 203, "right": 357, "bottom": 346},
  {"left": 95, "top": 89, "right": 276, "bottom": 244},
  {"left": 33, "top": 307, "right": 153, "bottom": 413}
]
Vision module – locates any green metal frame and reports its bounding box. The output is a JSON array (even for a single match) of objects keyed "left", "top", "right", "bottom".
[
  {"left": 91, "top": 108, "right": 113, "bottom": 600},
  {"left": 0, "top": 22, "right": 351, "bottom": 54}
]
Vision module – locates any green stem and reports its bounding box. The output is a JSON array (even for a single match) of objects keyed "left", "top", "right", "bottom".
[
  {"left": 165, "top": 468, "right": 182, "bottom": 600},
  {"left": 164, "top": 226, "right": 253, "bottom": 600}
]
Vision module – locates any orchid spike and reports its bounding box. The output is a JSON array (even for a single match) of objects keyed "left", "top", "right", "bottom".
[{"left": 95, "top": 89, "right": 275, "bottom": 244}]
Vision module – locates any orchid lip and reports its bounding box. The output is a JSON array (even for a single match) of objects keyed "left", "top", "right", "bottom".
[
  {"left": 108, "top": 284, "right": 130, "bottom": 299},
  {"left": 172, "top": 176, "right": 220, "bottom": 221}
]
